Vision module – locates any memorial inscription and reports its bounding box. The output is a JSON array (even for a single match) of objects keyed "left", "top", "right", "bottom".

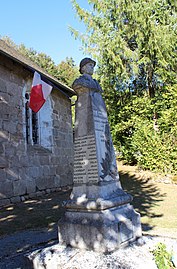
[{"left": 74, "top": 135, "right": 98, "bottom": 184}]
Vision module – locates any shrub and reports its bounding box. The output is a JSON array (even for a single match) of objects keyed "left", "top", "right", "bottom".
[
  {"left": 152, "top": 242, "right": 175, "bottom": 269},
  {"left": 131, "top": 120, "right": 177, "bottom": 174}
]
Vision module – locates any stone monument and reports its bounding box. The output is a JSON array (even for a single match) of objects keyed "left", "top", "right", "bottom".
[{"left": 58, "top": 58, "right": 142, "bottom": 252}]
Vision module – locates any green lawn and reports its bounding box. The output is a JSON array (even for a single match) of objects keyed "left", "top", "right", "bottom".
[{"left": 118, "top": 162, "right": 177, "bottom": 238}]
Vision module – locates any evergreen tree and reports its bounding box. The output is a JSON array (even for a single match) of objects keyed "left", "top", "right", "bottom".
[
  {"left": 71, "top": 0, "right": 177, "bottom": 174},
  {"left": 71, "top": 0, "right": 177, "bottom": 97}
]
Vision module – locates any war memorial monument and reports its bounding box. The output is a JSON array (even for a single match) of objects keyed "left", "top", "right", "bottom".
[
  {"left": 58, "top": 58, "right": 142, "bottom": 252},
  {"left": 26, "top": 58, "right": 142, "bottom": 268}
]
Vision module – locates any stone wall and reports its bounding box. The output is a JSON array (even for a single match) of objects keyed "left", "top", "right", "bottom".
[{"left": 0, "top": 54, "right": 74, "bottom": 207}]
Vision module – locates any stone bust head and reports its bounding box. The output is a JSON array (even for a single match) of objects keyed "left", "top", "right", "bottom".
[{"left": 79, "top": 57, "right": 96, "bottom": 76}]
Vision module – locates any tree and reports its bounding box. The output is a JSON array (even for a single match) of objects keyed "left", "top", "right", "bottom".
[
  {"left": 1, "top": 36, "right": 79, "bottom": 87},
  {"left": 18, "top": 45, "right": 79, "bottom": 87},
  {"left": 18, "top": 44, "right": 57, "bottom": 76},
  {"left": 71, "top": 0, "right": 177, "bottom": 96},
  {"left": 56, "top": 57, "right": 79, "bottom": 87},
  {"left": 71, "top": 0, "right": 177, "bottom": 174}
]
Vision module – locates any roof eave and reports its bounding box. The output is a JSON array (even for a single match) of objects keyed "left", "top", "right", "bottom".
[{"left": 0, "top": 49, "right": 76, "bottom": 97}]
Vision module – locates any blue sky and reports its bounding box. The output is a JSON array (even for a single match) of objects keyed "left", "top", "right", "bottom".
[{"left": 0, "top": 0, "right": 90, "bottom": 66}]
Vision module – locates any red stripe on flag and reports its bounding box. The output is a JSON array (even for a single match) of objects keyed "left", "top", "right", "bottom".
[{"left": 29, "top": 84, "right": 45, "bottom": 113}]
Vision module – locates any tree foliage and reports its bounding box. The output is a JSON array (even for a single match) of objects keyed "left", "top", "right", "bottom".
[
  {"left": 1, "top": 36, "right": 79, "bottom": 87},
  {"left": 71, "top": 0, "right": 177, "bottom": 174},
  {"left": 56, "top": 57, "right": 79, "bottom": 87},
  {"left": 71, "top": 0, "right": 176, "bottom": 94}
]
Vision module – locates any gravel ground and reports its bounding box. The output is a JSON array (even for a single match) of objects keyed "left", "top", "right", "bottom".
[
  {"left": 28, "top": 235, "right": 177, "bottom": 269},
  {"left": 0, "top": 229, "right": 176, "bottom": 269}
]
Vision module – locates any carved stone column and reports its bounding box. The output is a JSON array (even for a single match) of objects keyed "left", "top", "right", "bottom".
[{"left": 58, "top": 72, "right": 142, "bottom": 253}]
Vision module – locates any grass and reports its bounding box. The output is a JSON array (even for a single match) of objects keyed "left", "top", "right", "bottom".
[
  {"left": 118, "top": 162, "right": 177, "bottom": 238},
  {"left": 0, "top": 163, "right": 177, "bottom": 238}
]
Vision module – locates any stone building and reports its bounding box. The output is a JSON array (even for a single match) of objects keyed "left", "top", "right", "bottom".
[{"left": 0, "top": 40, "right": 75, "bottom": 207}]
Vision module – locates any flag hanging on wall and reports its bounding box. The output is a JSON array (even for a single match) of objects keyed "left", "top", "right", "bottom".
[{"left": 29, "top": 71, "right": 53, "bottom": 113}]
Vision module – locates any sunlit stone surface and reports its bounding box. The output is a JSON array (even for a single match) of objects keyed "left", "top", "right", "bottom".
[{"left": 58, "top": 58, "right": 142, "bottom": 252}]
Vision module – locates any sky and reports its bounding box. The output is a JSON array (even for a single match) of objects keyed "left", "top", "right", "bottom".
[{"left": 0, "top": 0, "right": 90, "bottom": 66}]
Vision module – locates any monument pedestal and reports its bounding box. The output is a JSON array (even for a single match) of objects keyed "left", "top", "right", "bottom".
[
  {"left": 58, "top": 203, "right": 141, "bottom": 253},
  {"left": 58, "top": 70, "right": 142, "bottom": 252},
  {"left": 59, "top": 180, "right": 141, "bottom": 252}
]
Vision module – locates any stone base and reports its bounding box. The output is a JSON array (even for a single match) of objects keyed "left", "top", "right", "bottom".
[
  {"left": 58, "top": 204, "right": 142, "bottom": 253},
  {"left": 25, "top": 236, "right": 160, "bottom": 269}
]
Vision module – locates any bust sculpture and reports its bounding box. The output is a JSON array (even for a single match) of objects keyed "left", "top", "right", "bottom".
[
  {"left": 79, "top": 57, "right": 96, "bottom": 75},
  {"left": 72, "top": 57, "right": 102, "bottom": 92}
]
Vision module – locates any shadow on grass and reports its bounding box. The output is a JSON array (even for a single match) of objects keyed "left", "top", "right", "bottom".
[
  {"left": 0, "top": 191, "right": 71, "bottom": 238},
  {"left": 0, "top": 174, "right": 166, "bottom": 237},
  {"left": 0, "top": 173, "right": 167, "bottom": 240},
  {"left": 119, "top": 171, "right": 166, "bottom": 232}
]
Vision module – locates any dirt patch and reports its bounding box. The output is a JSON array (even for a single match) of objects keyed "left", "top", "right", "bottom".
[{"left": 0, "top": 191, "right": 70, "bottom": 237}]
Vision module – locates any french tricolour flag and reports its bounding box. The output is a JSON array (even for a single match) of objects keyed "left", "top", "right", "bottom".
[{"left": 29, "top": 71, "right": 53, "bottom": 113}]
